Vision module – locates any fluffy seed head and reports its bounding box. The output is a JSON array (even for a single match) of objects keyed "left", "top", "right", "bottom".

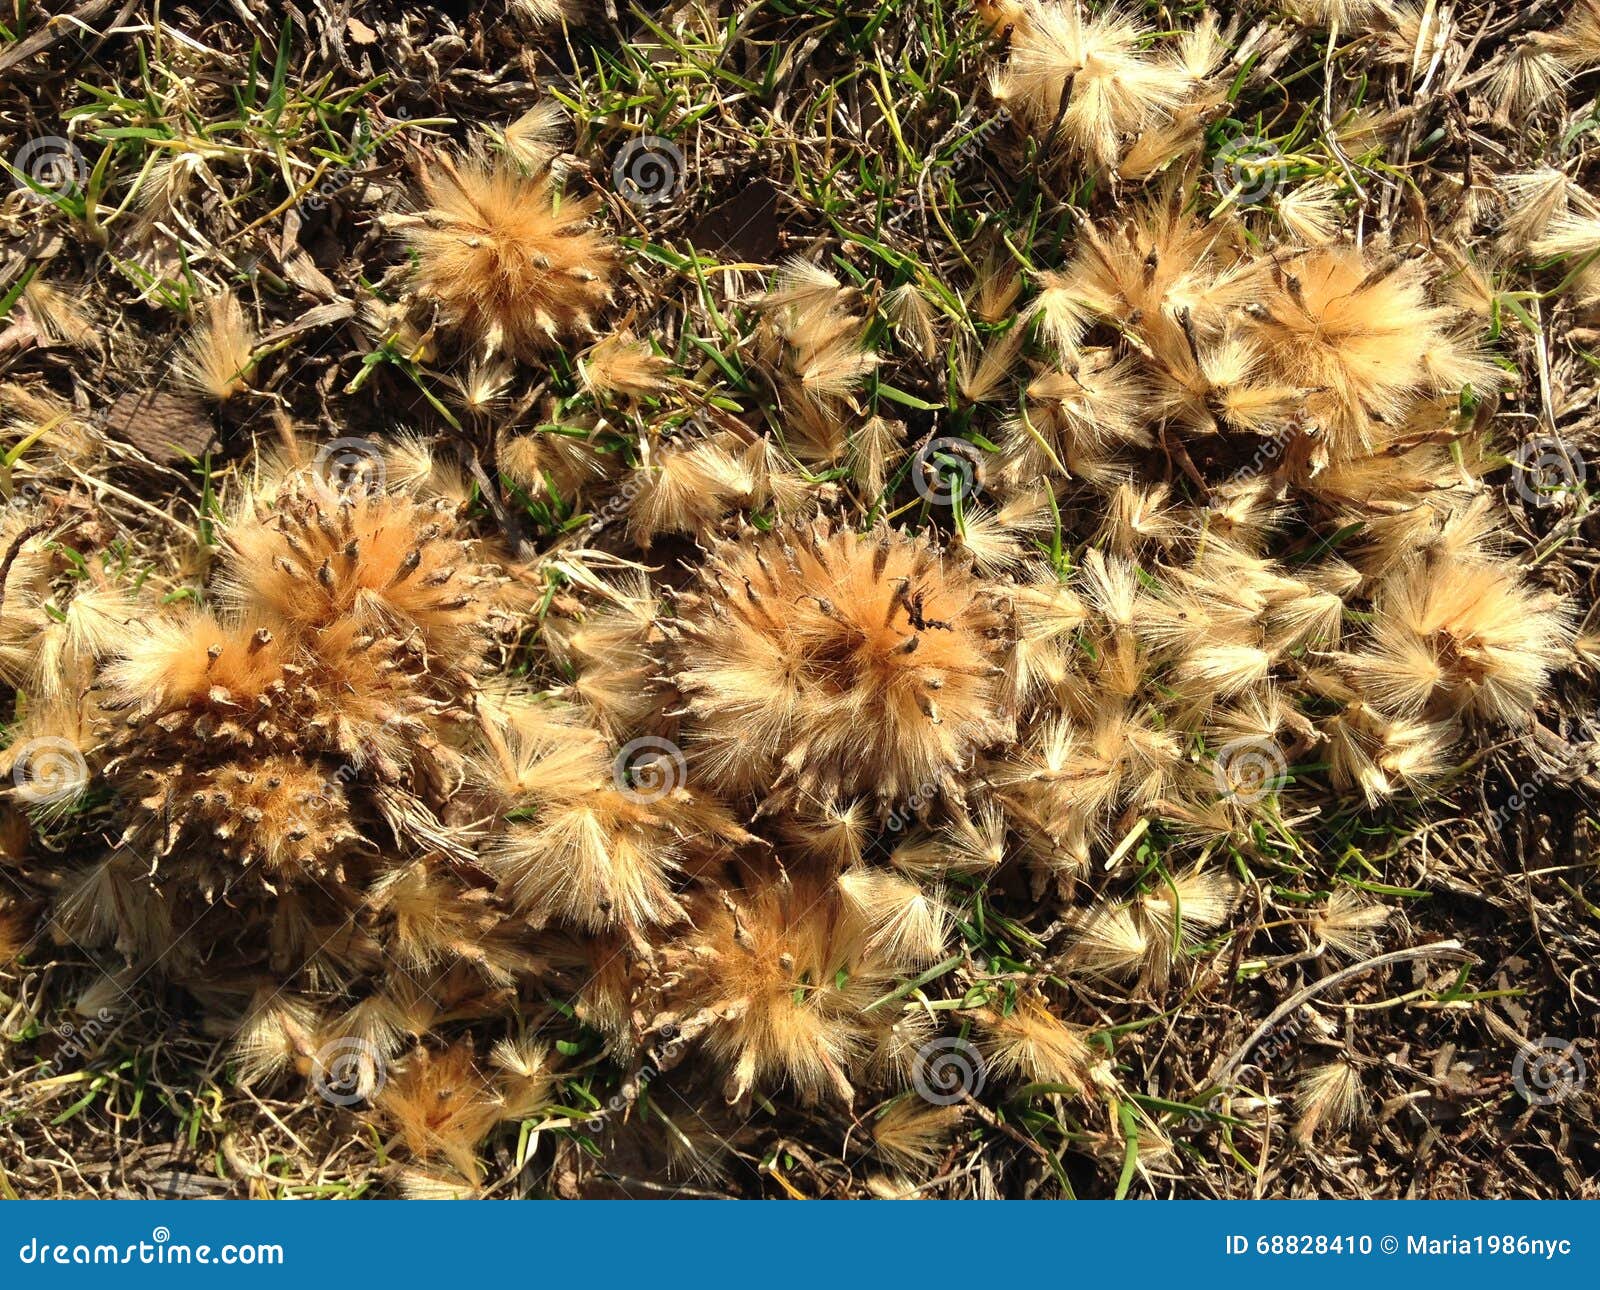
[
  {"left": 175, "top": 292, "right": 255, "bottom": 402},
  {"left": 1343, "top": 554, "right": 1569, "bottom": 724},
  {"left": 669, "top": 873, "right": 894, "bottom": 1104},
  {"left": 669, "top": 523, "right": 1013, "bottom": 808},
  {"left": 408, "top": 153, "right": 614, "bottom": 357},
  {"left": 220, "top": 472, "right": 513, "bottom": 681},
  {"left": 1246, "top": 248, "right": 1472, "bottom": 461},
  {"left": 996, "top": 2, "right": 1189, "bottom": 171},
  {"left": 977, "top": 996, "right": 1092, "bottom": 1091}
]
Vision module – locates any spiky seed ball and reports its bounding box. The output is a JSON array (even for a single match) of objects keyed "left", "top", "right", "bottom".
[
  {"left": 219, "top": 476, "right": 513, "bottom": 687},
  {"left": 180, "top": 755, "right": 358, "bottom": 881},
  {"left": 101, "top": 469, "right": 522, "bottom": 888},
  {"left": 408, "top": 153, "right": 614, "bottom": 358},
  {"left": 102, "top": 610, "right": 294, "bottom": 720},
  {"left": 101, "top": 615, "right": 361, "bottom": 882},
  {"left": 669, "top": 522, "right": 1013, "bottom": 809}
]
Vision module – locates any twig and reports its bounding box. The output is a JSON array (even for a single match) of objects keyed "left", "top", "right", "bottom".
[{"left": 1206, "top": 940, "right": 1473, "bottom": 1086}]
